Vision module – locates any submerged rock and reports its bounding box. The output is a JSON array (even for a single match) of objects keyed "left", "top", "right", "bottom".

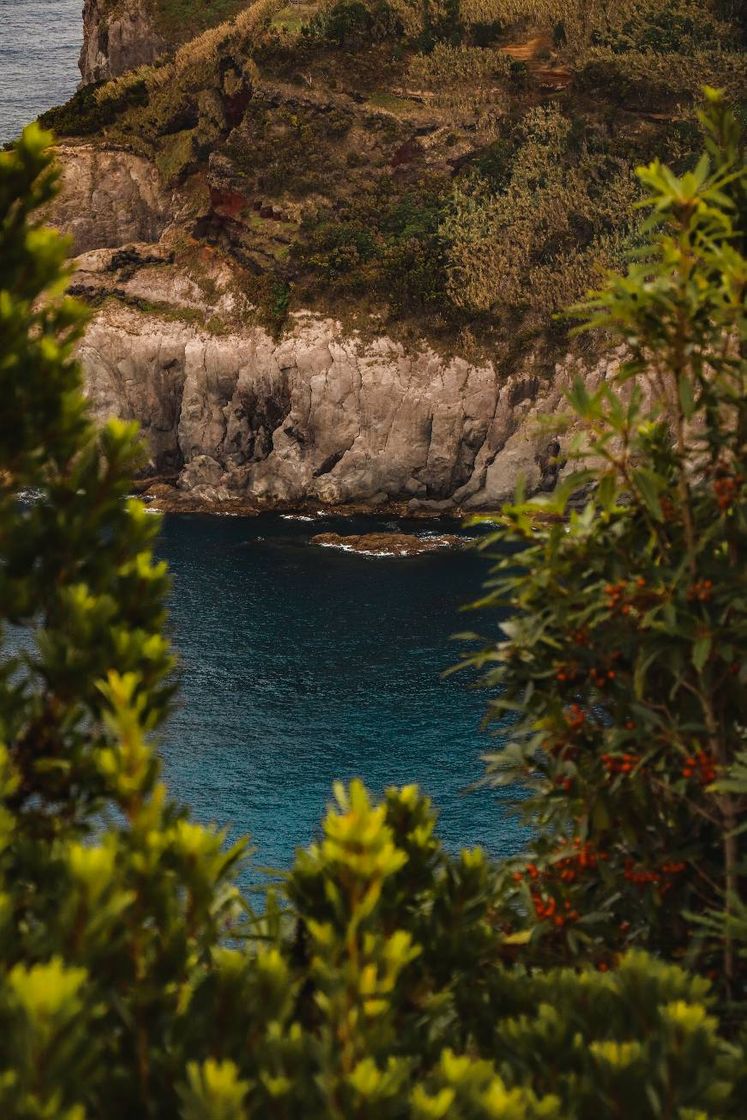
[{"left": 311, "top": 532, "right": 465, "bottom": 557}]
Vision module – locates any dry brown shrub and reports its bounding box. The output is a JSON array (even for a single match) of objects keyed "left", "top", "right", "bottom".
[
  {"left": 407, "top": 44, "right": 512, "bottom": 88},
  {"left": 441, "top": 106, "right": 639, "bottom": 315},
  {"left": 576, "top": 47, "right": 747, "bottom": 106},
  {"left": 94, "top": 0, "right": 281, "bottom": 104}
]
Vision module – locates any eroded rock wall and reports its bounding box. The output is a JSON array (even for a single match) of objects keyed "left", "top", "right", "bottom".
[
  {"left": 50, "top": 144, "right": 175, "bottom": 254},
  {"left": 80, "top": 0, "right": 166, "bottom": 84},
  {"left": 54, "top": 142, "right": 611, "bottom": 511},
  {"left": 77, "top": 293, "right": 608, "bottom": 511}
]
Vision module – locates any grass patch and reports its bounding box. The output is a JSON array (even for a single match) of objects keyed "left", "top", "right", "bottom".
[
  {"left": 270, "top": 3, "right": 320, "bottom": 34},
  {"left": 149, "top": 0, "right": 249, "bottom": 39},
  {"left": 366, "top": 91, "right": 420, "bottom": 113}
]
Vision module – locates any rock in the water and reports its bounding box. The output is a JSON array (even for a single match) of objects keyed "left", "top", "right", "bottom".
[{"left": 311, "top": 532, "right": 465, "bottom": 556}]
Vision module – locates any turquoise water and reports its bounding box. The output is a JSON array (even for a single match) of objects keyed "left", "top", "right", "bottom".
[
  {"left": 157, "top": 514, "right": 524, "bottom": 874},
  {"left": 0, "top": 1, "right": 82, "bottom": 145}
]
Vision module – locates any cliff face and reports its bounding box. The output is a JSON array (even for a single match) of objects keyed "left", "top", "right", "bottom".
[
  {"left": 79, "top": 0, "right": 166, "bottom": 84},
  {"left": 53, "top": 144, "right": 175, "bottom": 253},
  {"left": 55, "top": 0, "right": 719, "bottom": 511},
  {"left": 54, "top": 148, "right": 606, "bottom": 512},
  {"left": 80, "top": 297, "right": 588, "bottom": 512}
]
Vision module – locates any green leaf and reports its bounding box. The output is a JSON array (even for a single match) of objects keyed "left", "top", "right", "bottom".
[
  {"left": 632, "top": 467, "right": 663, "bottom": 521},
  {"left": 692, "top": 634, "right": 712, "bottom": 672}
]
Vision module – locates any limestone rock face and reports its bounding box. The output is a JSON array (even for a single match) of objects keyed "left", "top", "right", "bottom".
[
  {"left": 53, "top": 140, "right": 616, "bottom": 512},
  {"left": 77, "top": 288, "right": 610, "bottom": 511},
  {"left": 50, "top": 145, "right": 174, "bottom": 255},
  {"left": 80, "top": 0, "right": 167, "bottom": 84}
]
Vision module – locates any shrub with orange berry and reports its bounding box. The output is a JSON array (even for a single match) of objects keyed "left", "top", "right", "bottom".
[{"left": 462, "top": 93, "right": 747, "bottom": 1000}]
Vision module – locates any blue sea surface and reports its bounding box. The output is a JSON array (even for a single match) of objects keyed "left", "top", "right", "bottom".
[
  {"left": 157, "top": 514, "right": 525, "bottom": 876},
  {"left": 0, "top": 0, "right": 82, "bottom": 145}
]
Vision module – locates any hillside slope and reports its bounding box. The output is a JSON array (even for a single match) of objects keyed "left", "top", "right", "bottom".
[{"left": 43, "top": 0, "right": 747, "bottom": 511}]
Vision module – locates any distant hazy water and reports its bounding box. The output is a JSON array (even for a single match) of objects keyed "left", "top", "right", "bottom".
[
  {"left": 157, "top": 514, "right": 525, "bottom": 876},
  {"left": 0, "top": 0, "right": 82, "bottom": 145}
]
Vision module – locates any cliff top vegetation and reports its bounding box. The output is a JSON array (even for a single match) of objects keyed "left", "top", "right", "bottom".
[{"left": 44, "top": 0, "right": 747, "bottom": 358}]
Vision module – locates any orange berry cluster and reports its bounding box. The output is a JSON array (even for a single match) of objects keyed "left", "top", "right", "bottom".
[
  {"left": 604, "top": 581, "right": 629, "bottom": 611},
  {"left": 514, "top": 841, "right": 608, "bottom": 889},
  {"left": 530, "top": 893, "right": 580, "bottom": 927},
  {"left": 568, "top": 837, "right": 609, "bottom": 870},
  {"left": 687, "top": 579, "right": 713, "bottom": 603},
  {"left": 623, "top": 858, "right": 686, "bottom": 890},
  {"left": 555, "top": 664, "right": 580, "bottom": 683},
  {"left": 553, "top": 775, "right": 573, "bottom": 792},
  {"left": 601, "top": 752, "right": 640, "bottom": 775},
  {"left": 590, "top": 666, "right": 617, "bottom": 687},
  {"left": 682, "top": 750, "right": 717, "bottom": 784},
  {"left": 605, "top": 576, "right": 646, "bottom": 602},
  {"left": 713, "top": 474, "right": 742, "bottom": 511},
  {"left": 564, "top": 703, "right": 586, "bottom": 731}
]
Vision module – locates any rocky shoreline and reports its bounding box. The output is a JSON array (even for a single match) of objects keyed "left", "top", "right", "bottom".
[{"left": 136, "top": 477, "right": 472, "bottom": 522}]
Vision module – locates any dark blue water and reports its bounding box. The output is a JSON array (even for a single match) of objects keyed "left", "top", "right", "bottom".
[
  {"left": 0, "top": 0, "right": 82, "bottom": 145},
  {"left": 157, "top": 514, "right": 524, "bottom": 874}
]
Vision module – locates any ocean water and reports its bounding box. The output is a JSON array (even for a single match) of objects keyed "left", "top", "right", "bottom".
[
  {"left": 0, "top": 0, "right": 83, "bottom": 145},
  {"left": 158, "top": 514, "right": 525, "bottom": 877}
]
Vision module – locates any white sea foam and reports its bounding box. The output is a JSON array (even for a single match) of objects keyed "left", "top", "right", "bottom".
[
  {"left": 315, "top": 542, "right": 393, "bottom": 558},
  {"left": 17, "top": 488, "right": 45, "bottom": 504}
]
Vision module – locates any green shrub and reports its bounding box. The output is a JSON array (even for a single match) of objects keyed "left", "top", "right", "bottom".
[
  {"left": 441, "top": 106, "right": 638, "bottom": 317},
  {"left": 38, "top": 77, "right": 150, "bottom": 137},
  {"left": 577, "top": 48, "right": 747, "bottom": 112},
  {"left": 460, "top": 91, "right": 747, "bottom": 996},
  {"left": 305, "top": 0, "right": 404, "bottom": 45},
  {"left": 150, "top": 0, "right": 250, "bottom": 38},
  {"left": 587, "top": 0, "right": 731, "bottom": 54},
  {"left": 406, "top": 42, "right": 512, "bottom": 86},
  {"left": 296, "top": 182, "right": 451, "bottom": 314}
]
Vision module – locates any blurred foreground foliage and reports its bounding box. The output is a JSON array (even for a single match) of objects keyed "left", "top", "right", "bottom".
[{"left": 0, "top": 99, "right": 745, "bottom": 1117}]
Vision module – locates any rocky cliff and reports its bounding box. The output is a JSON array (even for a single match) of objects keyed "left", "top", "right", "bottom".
[
  {"left": 80, "top": 1, "right": 166, "bottom": 84},
  {"left": 53, "top": 145, "right": 603, "bottom": 513},
  {"left": 54, "top": 143, "right": 175, "bottom": 251},
  {"left": 50, "top": 0, "right": 738, "bottom": 513},
  {"left": 78, "top": 285, "right": 589, "bottom": 513}
]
